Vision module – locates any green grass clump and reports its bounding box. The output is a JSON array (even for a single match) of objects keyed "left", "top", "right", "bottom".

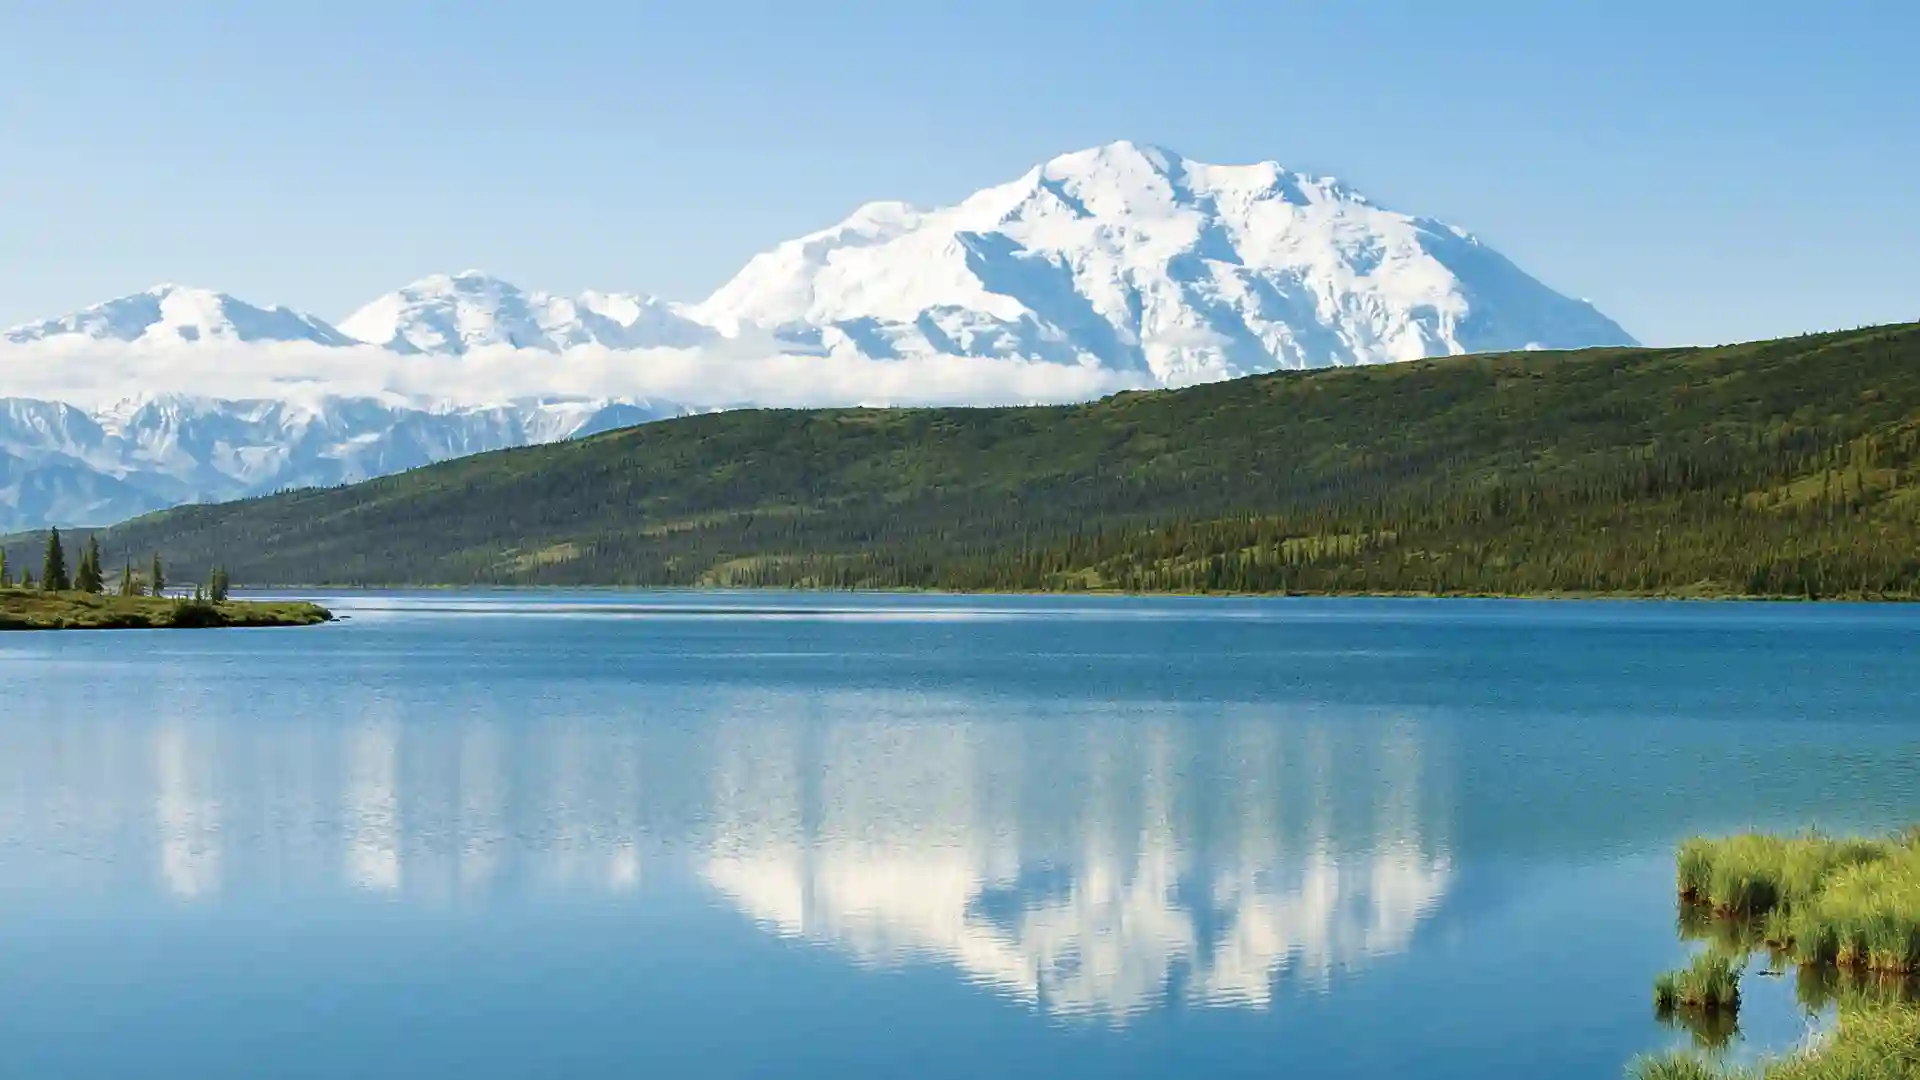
[
  {"left": 1656, "top": 952, "right": 1744, "bottom": 1015},
  {"left": 1787, "top": 853, "right": 1920, "bottom": 974},
  {"left": 1639, "top": 832, "right": 1920, "bottom": 1079},
  {"left": 1675, "top": 833, "right": 1896, "bottom": 920},
  {"left": 1630, "top": 1006, "right": 1920, "bottom": 1079},
  {"left": 1629, "top": 1055, "right": 1725, "bottom": 1080},
  {"left": 1679, "top": 830, "right": 1920, "bottom": 975}
]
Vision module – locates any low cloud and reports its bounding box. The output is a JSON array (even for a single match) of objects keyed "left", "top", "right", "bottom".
[{"left": 3, "top": 339, "right": 1147, "bottom": 410}]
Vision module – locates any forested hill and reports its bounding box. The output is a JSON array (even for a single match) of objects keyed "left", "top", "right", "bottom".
[{"left": 24, "top": 322, "right": 1920, "bottom": 597}]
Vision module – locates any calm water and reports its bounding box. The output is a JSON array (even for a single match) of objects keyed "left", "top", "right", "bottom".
[{"left": 1, "top": 593, "right": 1916, "bottom": 1079}]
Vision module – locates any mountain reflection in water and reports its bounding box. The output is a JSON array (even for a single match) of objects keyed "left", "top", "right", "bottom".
[
  {"left": 0, "top": 689, "right": 1452, "bottom": 1020},
  {"left": 702, "top": 705, "right": 1451, "bottom": 1019}
]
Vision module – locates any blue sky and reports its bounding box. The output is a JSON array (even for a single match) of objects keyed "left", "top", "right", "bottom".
[{"left": 2, "top": 1, "right": 1914, "bottom": 345}]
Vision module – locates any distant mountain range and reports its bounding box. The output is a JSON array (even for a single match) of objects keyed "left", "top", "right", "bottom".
[
  {"left": 0, "top": 396, "right": 681, "bottom": 531},
  {"left": 0, "top": 141, "right": 1637, "bottom": 528}
]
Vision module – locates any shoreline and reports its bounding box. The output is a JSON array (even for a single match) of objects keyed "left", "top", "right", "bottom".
[
  {"left": 0, "top": 590, "right": 333, "bottom": 631},
  {"left": 221, "top": 582, "right": 1911, "bottom": 603}
]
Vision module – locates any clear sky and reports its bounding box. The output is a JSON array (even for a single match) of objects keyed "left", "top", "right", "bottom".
[{"left": 2, "top": 0, "right": 1914, "bottom": 346}]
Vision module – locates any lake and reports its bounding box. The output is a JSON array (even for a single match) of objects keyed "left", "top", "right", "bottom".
[{"left": 1, "top": 593, "right": 1915, "bottom": 1079}]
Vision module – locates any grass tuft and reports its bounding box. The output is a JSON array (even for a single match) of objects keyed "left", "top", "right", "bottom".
[
  {"left": 1671, "top": 830, "right": 1920, "bottom": 974},
  {"left": 1630, "top": 1006, "right": 1920, "bottom": 1079},
  {"left": 1628, "top": 1054, "right": 1726, "bottom": 1080},
  {"left": 1655, "top": 952, "right": 1744, "bottom": 1015}
]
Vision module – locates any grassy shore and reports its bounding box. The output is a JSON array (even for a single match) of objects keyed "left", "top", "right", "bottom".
[
  {"left": 1676, "top": 832, "right": 1920, "bottom": 973},
  {"left": 1631, "top": 829, "right": 1920, "bottom": 1079},
  {"left": 0, "top": 589, "right": 332, "bottom": 630},
  {"left": 1633, "top": 1007, "right": 1920, "bottom": 1079}
]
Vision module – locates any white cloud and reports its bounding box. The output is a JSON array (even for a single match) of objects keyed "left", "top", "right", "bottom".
[{"left": 4, "top": 340, "right": 1146, "bottom": 410}]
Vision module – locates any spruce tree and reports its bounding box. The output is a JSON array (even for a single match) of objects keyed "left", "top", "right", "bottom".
[
  {"left": 119, "top": 561, "right": 137, "bottom": 597},
  {"left": 209, "top": 566, "right": 231, "bottom": 604},
  {"left": 150, "top": 554, "right": 166, "bottom": 598},
  {"left": 42, "top": 528, "right": 70, "bottom": 592},
  {"left": 19, "top": 569, "right": 32, "bottom": 589},
  {"left": 0, "top": 548, "right": 9, "bottom": 588},
  {"left": 74, "top": 536, "right": 104, "bottom": 594}
]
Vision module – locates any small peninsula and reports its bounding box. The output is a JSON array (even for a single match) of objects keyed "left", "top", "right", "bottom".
[
  {"left": 0, "top": 591, "right": 332, "bottom": 631},
  {"left": 0, "top": 529, "right": 330, "bottom": 631}
]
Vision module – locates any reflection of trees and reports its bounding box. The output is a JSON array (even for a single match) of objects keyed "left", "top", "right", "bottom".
[{"left": 703, "top": 704, "right": 1453, "bottom": 1019}]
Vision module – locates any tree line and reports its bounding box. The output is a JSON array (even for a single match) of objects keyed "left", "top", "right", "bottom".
[
  {"left": 0, "top": 527, "right": 231, "bottom": 603},
  {"left": 51, "top": 320, "right": 1920, "bottom": 599}
]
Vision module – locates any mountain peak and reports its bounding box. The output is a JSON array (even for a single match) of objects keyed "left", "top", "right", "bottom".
[
  {"left": 339, "top": 273, "right": 711, "bottom": 355},
  {"left": 4, "top": 286, "right": 354, "bottom": 348},
  {"left": 697, "top": 143, "right": 1635, "bottom": 382},
  {"left": 1049, "top": 139, "right": 1182, "bottom": 174},
  {"left": 4, "top": 142, "right": 1632, "bottom": 375}
]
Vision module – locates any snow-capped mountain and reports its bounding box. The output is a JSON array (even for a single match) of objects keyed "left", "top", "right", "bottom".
[
  {"left": 337, "top": 270, "right": 715, "bottom": 355},
  {"left": 5, "top": 143, "right": 1632, "bottom": 377},
  {"left": 0, "top": 141, "right": 1640, "bottom": 527},
  {"left": 0, "top": 394, "right": 686, "bottom": 531},
  {"left": 3, "top": 284, "right": 357, "bottom": 347},
  {"left": 695, "top": 141, "right": 1635, "bottom": 383}
]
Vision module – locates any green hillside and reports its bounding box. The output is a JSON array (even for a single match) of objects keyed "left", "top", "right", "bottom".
[{"left": 16, "top": 322, "right": 1920, "bottom": 597}]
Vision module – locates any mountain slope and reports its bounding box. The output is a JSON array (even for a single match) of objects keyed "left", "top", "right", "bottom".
[
  {"left": 3, "top": 284, "right": 356, "bottom": 346},
  {"left": 50, "top": 322, "right": 1920, "bottom": 599},
  {"left": 338, "top": 270, "right": 715, "bottom": 354},
  {"left": 695, "top": 141, "right": 1635, "bottom": 383},
  {"left": 0, "top": 395, "right": 686, "bottom": 530}
]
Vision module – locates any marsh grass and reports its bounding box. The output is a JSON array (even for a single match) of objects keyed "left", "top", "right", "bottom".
[
  {"left": 1788, "top": 857, "right": 1920, "bottom": 974},
  {"left": 1675, "top": 831, "right": 1920, "bottom": 975},
  {"left": 1629, "top": 1056, "right": 1725, "bottom": 1080},
  {"left": 1636, "top": 831, "right": 1920, "bottom": 1079},
  {"left": 1631, "top": 1006, "right": 1920, "bottom": 1080},
  {"left": 1656, "top": 952, "right": 1744, "bottom": 1015},
  {"left": 1676, "top": 834, "right": 1890, "bottom": 918}
]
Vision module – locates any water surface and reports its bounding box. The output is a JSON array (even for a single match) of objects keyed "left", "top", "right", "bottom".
[{"left": 1, "top": 593, "right": 1914, "bottom": 1078}]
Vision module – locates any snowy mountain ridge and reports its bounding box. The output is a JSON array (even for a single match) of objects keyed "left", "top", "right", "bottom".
[
  {"left": 3, "top": 283, "right": 358, "bottom": 348},
  {"left": 0, "top": 393, "right": 686, "bottom": 531},
  {"left": 0, "top": 141, "right": 1638, "bottom": 528},
  {"left": 6, "top": 142, "right": 1634, "bottom": 377},
  {"left": 336, "top": 270, "right": 717, "bottom": 355},
  {"left": 691, "top": 141, "right": 1632, "bottom": 384}
]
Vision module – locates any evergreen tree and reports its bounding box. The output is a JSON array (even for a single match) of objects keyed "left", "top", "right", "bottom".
[
  {"left": 19, "top": 569, "right": 32, "bottom": 589},
  {"left": 208, "top": 566, "right": 231, "bottom": 604},
  {"left": 74, "top": 535, "right": 104, "bottom": 594},
  {"left": 42, "top": 528, "right": 70, "bottom": 592},
  {"left": 150, "top": 554, "right": 166, "bottom": 598},
  {"left": 0, "top": 548, "right": 9, "bottom": 588},
  {"left": 118, "top": 561, "right": 138, "bottom": 597}
]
